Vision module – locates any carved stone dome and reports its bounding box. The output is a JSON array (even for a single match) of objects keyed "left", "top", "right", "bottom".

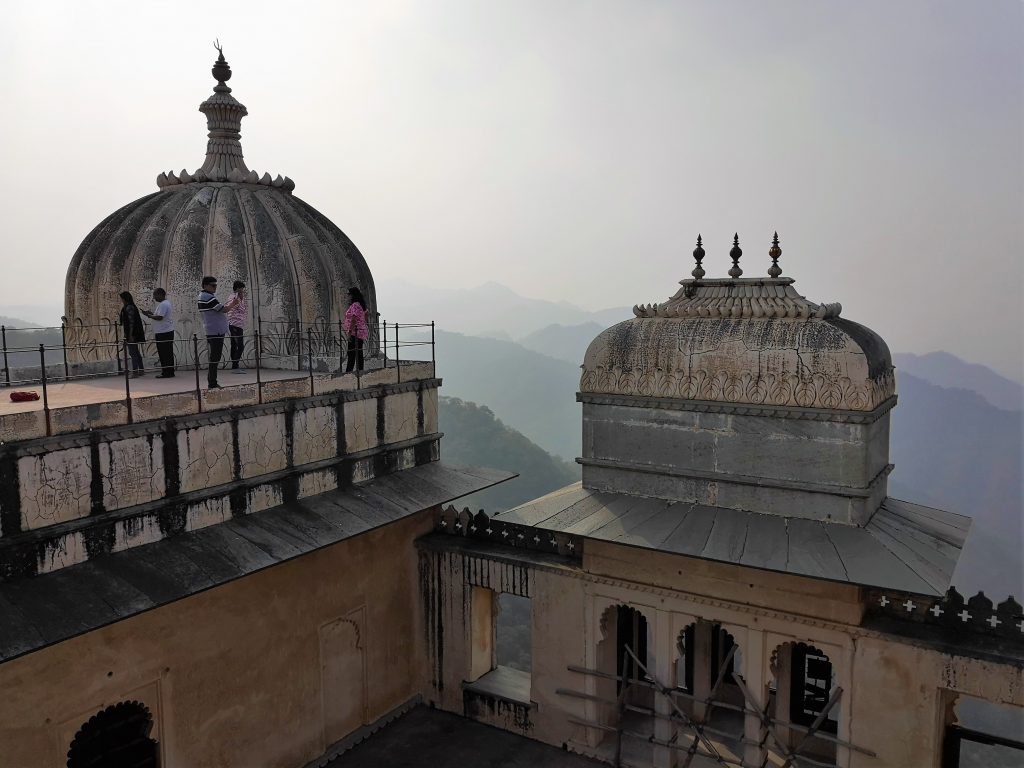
[
  {"left": 581, "top": 241, "right": 894, "bottom": 413},
  {"left": 64, "top": 49, "right": 375, "bottom": 348}
]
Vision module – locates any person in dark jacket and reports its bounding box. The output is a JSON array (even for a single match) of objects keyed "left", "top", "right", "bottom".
[{"left": 118, "top": 291, "right": 146, "bottom": 377}]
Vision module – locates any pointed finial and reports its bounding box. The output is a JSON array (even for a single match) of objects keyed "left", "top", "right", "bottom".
[
  {"left": 728, "top": 233, "right": 743, "bottom": 278},
  {"left": 211, "top": 39, "right": 232, "bottom": 86},
  {"left": 691, "top": 234, "right": 706, "bottom": 279},
  {"left": 768, "top": 231, "right": 782, "bottom": 278}
]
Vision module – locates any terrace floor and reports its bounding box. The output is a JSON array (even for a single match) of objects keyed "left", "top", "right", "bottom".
[{"left": 0, "top": 367, "right": 304, "bottom": 416}]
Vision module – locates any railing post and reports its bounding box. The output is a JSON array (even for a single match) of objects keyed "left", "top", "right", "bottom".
[
  {"left": 123, "top": 338, "right": 133, "bottom": 424},
  {"left": 39, "top": 344, "right": 50, "bottom": 436},
  {"left": 114, "top": 323, "right": 122, "bottom": 373},
  {"left": 382, "top": 318, "right": 387, "bottom": 367},
  {"left": 431, "top": 320, "right": 436, "bottom": 379},
  {"left": 254, "top": 330, "right": 263, "bottom": 404},
  {"left": 395, "top": 323, "right": 401, "bottom": 384},
  {"left": 307, "top": 327, "right": 315, "bottom": 396},
  {"left": 295, "top": 321, "right": 302, "bottom": 371},
  {"left": 61, "top": 321, "right": 69, "bottom": 380},
  {"left": 193, "top": 334, "right": 202, "bottom": 413},
  {"left": 2, "top": 325, "right": 9, "bottom": 386}
]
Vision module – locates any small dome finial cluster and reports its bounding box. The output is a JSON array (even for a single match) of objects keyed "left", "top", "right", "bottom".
[
  {"left": 728, "top": 233, "right": 743, "bottom": 278},
  {"left": 768, "top": 232, "right": 782, "bottom": 278},
  {"left": 691, "top": 234, "right": 706, "bottom": 279}
]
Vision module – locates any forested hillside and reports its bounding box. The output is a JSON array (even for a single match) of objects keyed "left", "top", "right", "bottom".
[{"left": 438, "top": 396, "right": 579, "bottom": 513}]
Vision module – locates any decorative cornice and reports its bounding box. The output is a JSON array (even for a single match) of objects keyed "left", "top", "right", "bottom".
[
  {"left": 157, "top": 170, "right": 296, "bottom": 191},
  {"left": 634, "top": 278, "right": 841, "bottom": 320},
  {"left": 577, "top": 392, "right": 897, "bottom": 425},
  {"left": 579, "top": 366, "right": 895, "bottom": 413}
]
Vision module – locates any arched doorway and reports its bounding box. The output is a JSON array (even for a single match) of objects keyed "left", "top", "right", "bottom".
[{"left": 67, "top": 700, "right": 158, "bottom": 768}]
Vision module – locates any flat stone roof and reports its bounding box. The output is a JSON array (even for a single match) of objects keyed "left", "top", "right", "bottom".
[
  {"left": 0, "top": 462, "right": 512, "bottom": 664},
  {"left": 323, "top": 705, "right": 602, "bottom": 768},
  {"left": 494, "top": 483, "right": 969, "bottom": 596}
]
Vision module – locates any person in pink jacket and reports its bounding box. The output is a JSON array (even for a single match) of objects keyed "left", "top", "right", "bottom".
[{"left": 343, "top": 287, "right": 369, "bottom": 373}]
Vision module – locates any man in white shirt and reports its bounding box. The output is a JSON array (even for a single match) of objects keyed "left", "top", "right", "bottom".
[{"left": 142, "top": 288, "right": 175, "bottom": 378}]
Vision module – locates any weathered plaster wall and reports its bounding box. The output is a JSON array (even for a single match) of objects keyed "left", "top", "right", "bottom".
[
  {"left": 0, "top": 510, "right": 433, "bottom": 768},
  {"left": 0, "top": 382, "right": 441, "bottom": 579},
  {"left": 846, "top": 636, "right": 1023, "bottom": 768}
]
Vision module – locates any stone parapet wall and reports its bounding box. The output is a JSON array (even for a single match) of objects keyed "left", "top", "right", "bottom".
[{"left": 0, "top": 377, "right": 441, "bottom": 579}]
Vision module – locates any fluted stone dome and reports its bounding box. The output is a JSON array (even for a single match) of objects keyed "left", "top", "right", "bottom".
[
  {"left": 581, "top": 241, "right": 893, "bottom": 413},
  {"left": 64, "top": 48, "right": 375, "bottom": 350}
]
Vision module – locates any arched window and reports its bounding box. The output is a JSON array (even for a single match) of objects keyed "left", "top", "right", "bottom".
[{"left": 67, "top": 701, "right": 158, "bottom": 768}]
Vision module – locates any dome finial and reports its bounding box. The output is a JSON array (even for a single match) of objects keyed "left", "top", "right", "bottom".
[
  {"left": 768, "top": 231, "right": 782, "bottom": 278},
  {"left": 691, "top": 234, "right": 706, "bottom": 279},
  {"left": 211, "top": 39, "right": 232, "bottom": 87},
  {"left": 728, "top": 233, "right": 743, "bottom": 278},
  {"left": 197, "top": 43, "right": 249, "bottom": 180}
]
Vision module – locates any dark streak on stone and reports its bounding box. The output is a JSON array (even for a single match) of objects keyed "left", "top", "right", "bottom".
[
  {"left": 0, "top": 450, "right": 22, "bottom": 537},
  {"left": 89, "top": 436, "right": 104, "bottom": 516},
  {"left": 230, "top": 414, "right": 242, "bottom": 481},
  {"left": 417, "top": 387, "right": 425, "bottom": 435},
  {"left": 163, "top": 419, "right": 181, "bottom": 497},
  {"left": 376, "top": 395, "right": 386, "bottom": 446}
]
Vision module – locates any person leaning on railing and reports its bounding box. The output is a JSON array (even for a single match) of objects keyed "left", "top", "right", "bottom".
[
  {"left": 343, "top": 287, "right": 368, "bottom": 373},
  {"left": 118, "top": 291, "right": 146, "bottom": 377}
]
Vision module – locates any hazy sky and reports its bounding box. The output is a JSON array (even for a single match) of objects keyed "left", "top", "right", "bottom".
[{"left": 1, "top": 1, "right": 1021, "bottom": 379}]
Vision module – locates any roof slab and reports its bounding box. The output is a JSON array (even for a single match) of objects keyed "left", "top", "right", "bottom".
[
  {"left": 493, "top": 483, "right": 969, "bottom": 596},
  {"left": 0, "top": 462, "right": 513, "bottom": 664}
]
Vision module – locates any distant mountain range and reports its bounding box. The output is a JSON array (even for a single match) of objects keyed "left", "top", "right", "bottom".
[
  {"left": 375, "top": 278, "right": 631, "bottom": 339},
  {"left": 894, "top": 351, "right": 1022, "bottom": 411}
]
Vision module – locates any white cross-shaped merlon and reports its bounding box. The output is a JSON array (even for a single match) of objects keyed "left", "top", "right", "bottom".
[
  {"left": 485, "top": 527, "right": 493, "bottom": 535},
  {"left": 903, "top": 599, "right": 916, "bottom": 613},
  {"left": 533, "top": 535, "right": 541, "bottom": 544},
  {"left": 1017, "top": 619, "right": 1024, "bottom": 633},
  {"left": 517, "top": 532, "right": 525, "bottom": 540},
  {"left": 439, "top": 519, "right": 447, "bottom": 528},
  {"left": 470, "top": 525, "right": 476, "bottom": 532},
  {"left": 501, "top": 529, "right": 509, "bottom": 538},
  {"left": 958, "top": 609, "right": 971, "bottom": 622},
  {"left": 988, "top": 615, "right": 1001, "bottom": 628},
  {"left": 549, "top": 537, "right": 558, "bottom": 547},
  {"left": 930, "top": 604, "right": 944, "bottom": 617},
  {"left": 567, "top": 540, "right": 575, "bottom": 551},
  {"left": 455, "top": 521, "right": 462, "bottom": 530},
  {"left": 879, "top": 595, "right": 890, "bottom": 607}
]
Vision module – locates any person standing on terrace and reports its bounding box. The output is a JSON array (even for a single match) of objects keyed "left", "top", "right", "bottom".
[
  {"left": 142, "top": 288, "right": 175, "bottom": 378},
  {"left": 198, "top": 277, "right": 238, "bottom": 389},
  {"left": 343, "top": 287, "right": 368, "bottom": 373},
  {"left": 118, "top": 291, "right": 146, "bottom": 378},
  {"left": 227, "top": 280, "right": 247, "bottom": 373}
]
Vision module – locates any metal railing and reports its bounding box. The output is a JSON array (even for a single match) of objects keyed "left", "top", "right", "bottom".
[{"left": 0, "top": 319, "right": 436, "bottom": 436}]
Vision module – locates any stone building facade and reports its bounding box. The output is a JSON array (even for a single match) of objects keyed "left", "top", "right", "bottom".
[{"left": 0, "top": 54, "right": 1020, "bottom": 768}]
